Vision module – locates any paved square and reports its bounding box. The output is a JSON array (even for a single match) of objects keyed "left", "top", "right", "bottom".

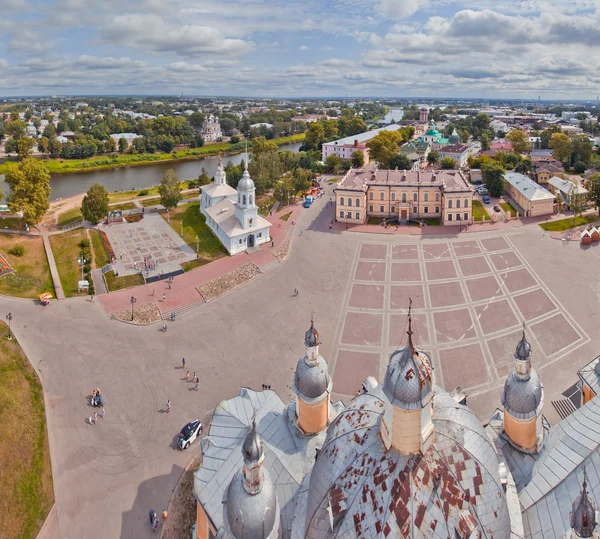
[{"left": 330, "top": 235, "right": 590, "bottom": 401}]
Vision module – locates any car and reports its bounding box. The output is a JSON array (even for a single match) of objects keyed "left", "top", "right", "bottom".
[
  {"left": 177, "top": 419, "right": 203, "bottom": 450},
  {"left": 477, "top": 188, "right": 489, "bottom": 196},
  {"left": 493, "top": 205, "right": 501, "bottom": 212},
  {"left": 482, "top": 195, "right": 491, "bottom": 204}
]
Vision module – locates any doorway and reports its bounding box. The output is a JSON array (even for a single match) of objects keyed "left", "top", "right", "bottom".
[
  {"left": 248, "top": 234, "right": 255, "bottom": 247},
  {"left": 400, "top": 210, "right": 408, "bottom": 219}
]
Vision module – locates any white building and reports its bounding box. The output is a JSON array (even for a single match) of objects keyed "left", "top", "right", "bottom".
[
  {"left": 321, "top": 124, "right": 401, "bottom": 162},
  {"left": 200, "top": 158, "right": 271, "bottom": 255},
  {"left": 201, "top": 114, "right": 223, "bottom": 142}
]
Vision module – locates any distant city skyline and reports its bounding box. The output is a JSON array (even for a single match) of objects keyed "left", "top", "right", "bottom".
[{"left": 2, "top": 0, "right": 599, "bottom": 99}]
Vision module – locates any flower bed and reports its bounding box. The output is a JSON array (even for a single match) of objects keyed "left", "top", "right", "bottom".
[
  {"left": 0, "top": 253, "right": 13, "bottom": 277},
  {"left": 98, "top": 230, "right": 115, "bottom": 261},
  {"left": 124, "top": 214, "right": 143, "bottom": 223}
]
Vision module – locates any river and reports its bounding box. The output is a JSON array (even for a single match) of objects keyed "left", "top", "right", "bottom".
[{"left": 0, "top": 142, "right": 303, "bottom": 200}]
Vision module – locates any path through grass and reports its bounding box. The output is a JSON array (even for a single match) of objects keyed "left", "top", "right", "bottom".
[{"left": 49, "top": 230, "right": 89, "bottom": 297}]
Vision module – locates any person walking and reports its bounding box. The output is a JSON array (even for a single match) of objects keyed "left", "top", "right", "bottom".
[
  {"left": 152, "top": 288, "right": 155, "bottom": 296},
  {"left": 163, "top": 322, "right": 168, "bottom": 332},
  {"left": 100, "top": 408, "right": 105, "bottom": 418},
  {"left": 195, "top": 380, "right": 200, "bottom": 391},
  {"left": 182, "top": 357, "right": 186, "bottom": 369},
  {"left": 168, "top": 282, "right": 171, "bottom": 289},
  {"left": 162, "top": 294, "right": 166, "bottom": 302},
  {"left": 192, "top": 372, "right": 197, "bottom": 383},
  {"left": 165, "top": 400, "right": 171, "bottom": 414},
  {"left": 93, "top": 411, "right": 98, "bottom": 423},
  {"left": 185, "top": 370, "right": 190, "bottom": 381}
]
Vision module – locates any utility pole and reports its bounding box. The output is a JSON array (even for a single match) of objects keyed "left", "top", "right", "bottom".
[
  {"left": 130, "top": 296, "right": 137, "bottom": 321},
  {"left": 6, "top": 312, "right": 12, "bottom": 340}
]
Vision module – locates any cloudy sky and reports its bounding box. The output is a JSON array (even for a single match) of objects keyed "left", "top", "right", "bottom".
[{"left": 1, "top": 0, "right": 599, "bottom": 98}]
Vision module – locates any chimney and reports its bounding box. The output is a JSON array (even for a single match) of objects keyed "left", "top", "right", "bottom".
[{"left": 354, "top": 139, "right": 359, "bottom": 147}]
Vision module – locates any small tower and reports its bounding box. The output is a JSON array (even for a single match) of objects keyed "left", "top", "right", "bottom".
[
  {"left": 501, "top": 326, "right": 544, "bottom": 453},
  {"left": 420, "top": 107, "right": 429, "bottom": 123},
  {"left": 567, "top": 469, "right": 599, "bottom": 539},
  {"left": 292, "top": 314, "right": 332, "bottom": 435},
  {"left": 449, "top": 128, "right": 460, "bottom": 144},
  {"left": 381, "top": 300, "right": 435, "bottom": 455},
  {"left": 235, "top": 158, "right": 258, "bottom": 230},
  {"left": 224, "top": 420, "right": 280, "bottom": 539},
  {"left": 214, "top": 155, "right": 226, "bottom": 185}
]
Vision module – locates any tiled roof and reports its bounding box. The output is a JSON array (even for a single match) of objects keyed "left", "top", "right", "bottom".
[
  {"left": 505, "top": 172, "right": 555, "bottom": 202},
  {"left": 335, "top": 169, "right": 471, "bottom": 192}
]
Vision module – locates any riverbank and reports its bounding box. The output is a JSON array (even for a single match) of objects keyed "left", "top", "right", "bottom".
[{"left": 0, "top": 133, "right": 305, "bottom": 175}]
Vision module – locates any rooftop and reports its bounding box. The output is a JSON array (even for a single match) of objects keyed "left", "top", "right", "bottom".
[
  {"left": 505, "top": 172, "right": 556, "bottom": 202},
  {"left": 438, "top": 143, "right": 469, "bottom": 153},
  {"left": 548, "top": 176, "right": 587, "bottom": 196},
  {"left": 336, "top": 169, "right": 471, "bottom": 192},
  {"left": 322, "top": 124, "right": 401, "bottom": 147}
]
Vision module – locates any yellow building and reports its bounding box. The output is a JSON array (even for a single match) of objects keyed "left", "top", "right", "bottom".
[{"left": 334, "top": 169, "right": 473, "bottom": 226}]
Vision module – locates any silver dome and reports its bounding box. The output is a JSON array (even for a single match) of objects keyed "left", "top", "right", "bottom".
[
  {"left": 295, "top": 355, "right": 330, "bottom": 399},
  {"left": 238, "top": 170, "right": 254, "bottom": 192},
  {"left": 383, "top": 345, "right": 433, "bottom": 410},
  {"left": 515, "top": 331, "right": 531, "bottom": 360},
  {"left": 304, "top": 320, "right": 319, "bottom": 348},
  {"left": 242, "top": 421, "right": 263, "bottom": 464},
  {"left": 571, "top": 472, "right": 597, "bottom": 538},
  {"left": 501, "top": 369, "right": 542, "bottom": 419},
  {"left": 226, "top": 469, "right": 278, "bottom": 539}
]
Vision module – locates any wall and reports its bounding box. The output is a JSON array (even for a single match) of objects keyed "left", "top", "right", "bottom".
[
  {"left": 298, "top": 396, "right": 329, "bottom": 434},
  {"left": 583, "top": 383, "right": 596, "bottom": 405},
  {"left": 391, "top": 407, "right": 421, "bottom": 454},
  {"left": 504, "top": 413, "right": 537, "bottom": 451}
]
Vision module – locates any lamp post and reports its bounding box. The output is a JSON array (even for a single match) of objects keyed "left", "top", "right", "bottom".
[
  {"left": 77, "top": 251, "right": 88, "bottom": 283},
  {"left": 6, "top": 312, "right": 12, "bottom": 340},
  {"left": 130, "top": 296, "right": 137, "bottom": 321},
  {"left": 196, "top": 235, "right": 199, "bottom": 253},
  {"left": 180, "top": 221, "right": 183, "bottom": 237}
]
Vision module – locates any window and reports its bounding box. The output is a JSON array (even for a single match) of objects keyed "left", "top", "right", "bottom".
[
  {"left": 390, "top": 192, "right": 396, "bottom": 201},
  {"left": 435, "top": 206, "right": 440, "bottom": 213},
  {"left": 355, "top": 212, "right": 360, "bottom": 219},
  {"left": 464, "top": 198, "right": 469, "bottom": 207},
  {"left": 347, "top": 198, "right": 352, "bottom": 207},
  {"left": 340, "top": 210, "right": 344, "bottom": 218},
  {"left": 424, "top": 206, "right": 429, "bottom": 214},
  {"left": 402, "top": 193, "right": 407, "bottom": 203},
  {"left": 355, "top": 198, "right": 360, "bottom": 207},
  {"left": 239, "top": 239, "right": 243, "bottom": 244},
  {"left": 369, "top": 191, "right": 374, "bottom": 200},
  {"left": 380, "top": 205, "right": 384, "bottom": 212},
  {"left": 243, "top": 195, "right": 247, "bottom": 205},
  {"left": 448, "top": 199, "right": 453, "bottom": 209},
  {"left": 340, "top": 197, "right": 345, "bottom": 206},
  {"left": 391, "top": 206, "right": 396, "bottom": 213},
  {"left": 258, "top": 232, "right": 262, "bottom": 238},
  {"left": 249, "top": 196, "right": 253, "bottom": 205},
  {"left": 435, "top": 192, "right": 440, "bottom": 201},
  {"left": 413, "top": 192, "right": 418, "bottom": 202},
  {"left": 238, "top": 193, "right": 241, "bottom": 203},
  {"left": 413, "top": 207, "right": 417, "bottom": 214},
  {"left": 448, "top": 214, "right": 453, "bottom": 221},
  {"left": 369, "top": 205, "right": 373, "bottom": 212},
  {"left": 380, "top": 192, "right": 384, "bottom": 201},
  {"left": 464, "top": 213, "right": 468, "bottom": 221},
  {"left": 347, "top": 212, "right": 351, "bottom": 218},
  {"left": 457, "top": 214, "right": 461, "bottom": 220},
  {"left": 424, "top": 193, "right": 429, "bottom": 202}
]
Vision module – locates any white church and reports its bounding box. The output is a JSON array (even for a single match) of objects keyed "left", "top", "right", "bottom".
[{"left": 200, "top": 158, "right": 271, "bottom": 255}]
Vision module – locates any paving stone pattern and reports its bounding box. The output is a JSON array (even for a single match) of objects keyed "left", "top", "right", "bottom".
[{"left": 330, "top": 236, "right": 590, "bottom": 401}]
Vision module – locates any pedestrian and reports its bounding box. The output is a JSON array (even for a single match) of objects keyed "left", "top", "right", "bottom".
[
  {"left": 90, "top": 294, "right": 94, "bottom": 302},
  {"left": 100, "top": 408, "right": 105, "bottom": 418},
  {"left": 195, "top": 381, "right": 199, "bottom": 391},
  {"left": 88, "top": 416, "right": 94, "bottom": 425},
  {"left": 165, "top": 400, "right": 171, "bottom": 414},
  {"left": 162, "top": 294, "right": 166, "bottom": 302},
  {"left": 271, "top": 240, "right": 274, "bottom": 247},
  {"left": 193, "top": 372, "right": 197, "bottom": 383},
  {"left": 182, "top": 357, "right": 186, "bottom": 369},
  {"left": 94, "top": 411, "right": 98, "bottom": 423},
  {"left": 185, "top": 370, "right": 190, "bottom": 381},
  {"left": 163, "top": 322, "right": 168, "bottom": 332},
  {"left": 168, "top": 282, "right": 171, "bottom": 289}
]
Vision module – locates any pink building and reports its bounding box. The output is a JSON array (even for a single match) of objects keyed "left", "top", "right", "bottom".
[
  {"left": 420, "top": 108, "right": 429, "bottom": 123},
  {"left": 322, "top": 139, "right": 369, "bottom": 163}
]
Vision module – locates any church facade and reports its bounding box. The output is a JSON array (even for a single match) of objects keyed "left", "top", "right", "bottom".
[
  {"left": 200, "top": 159, "right": 271, "bottom": 255},
  {"left": 201, "top": 114, "right": 222, "bottom": 142}
]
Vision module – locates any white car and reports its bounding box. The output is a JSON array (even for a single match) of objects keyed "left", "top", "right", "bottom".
[{"left": 177, "top": 419, "right": 203, "bottom": 450}]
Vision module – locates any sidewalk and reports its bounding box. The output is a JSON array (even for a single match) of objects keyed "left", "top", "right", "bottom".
[{"left": 39, "top": 229, "right": 65, "bottom": 300}]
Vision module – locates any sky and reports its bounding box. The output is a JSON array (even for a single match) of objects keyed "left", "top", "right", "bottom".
[{"left": 1, "top": 0, "right": 600, "bottom": 99}]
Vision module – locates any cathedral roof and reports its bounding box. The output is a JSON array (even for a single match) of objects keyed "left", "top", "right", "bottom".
[
  {"left": 294, "top": 355, "right": 331, "bottom": 400},
  {"left": 501, "top": 369, "right": 543, "bottom": 419},
  {"left": 571, "top": 471, "right": 598, "bottom": 538}
]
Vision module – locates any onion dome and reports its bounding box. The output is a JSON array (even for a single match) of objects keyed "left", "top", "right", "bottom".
[
  {"left": 571, "top": 470, "right": 598, "bottom": 538},
  {"left": 304, "top": 317, "right": 320, "bottom": 348},
  {"left": 294, "top": 355, "right": 330, "bottom": 399},
  {"left": 515, "top": 329, "right": 531, "bottom": 360},
  {"left": 242, "top": 419, "right": 263, "bottom": 465},
  {"left": 501, "top": 370, "right": 542, "bottom": 419}
]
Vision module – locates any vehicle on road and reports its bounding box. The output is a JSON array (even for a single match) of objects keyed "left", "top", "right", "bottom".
[
  {"left": 493, "top": 205, "right": 501, "bottom": 212},
  {"left": 482, "top": 195, "right": 491, "bottom": 204},
  {"left": 476, "top": 186, "right": 488, "bottom": 194},
  {"left": 177, "top": 419, "right": 203, "bottom": 450},
  {"left": 303, "top": 196, "right": 313, "bottom": 208}
]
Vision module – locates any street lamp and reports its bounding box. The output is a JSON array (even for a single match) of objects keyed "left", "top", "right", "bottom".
[
  {"left": 130, "top": 296, "right": 137, "bottom": 321},
  {"left": 6, "top": 312, "right": 12, "bottom": 340},
  {"left": 196, "top": 235, "right": 199, "bottom": 253},
  {"left": 180, "top": 221, "right": 183, "bottom": 237},
  {"left": 77, "top": 251, "right": 88, "bottom": 283}
]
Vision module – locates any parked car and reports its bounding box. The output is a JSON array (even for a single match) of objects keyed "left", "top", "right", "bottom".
[
  {"left": 482, "top": 195, "right": 491, "bottom": 204},
  {"left": 477, "top": 188, "right": 489, "bottom": 195},
  {"left": 177, "top": 419, "right": 203, "bottom": 450},
  {"left": 493, "top": 205, "right": 501, "bottom": 212}
]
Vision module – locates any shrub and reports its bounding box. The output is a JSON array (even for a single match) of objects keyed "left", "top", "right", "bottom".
[
  {"left": 78, "top": 239, "right": 90, "bottom": 250},
  {"left": 8, "top": 244, "right": 25, "bottom": 256},
  {"left": 83, "top": 264, "right": 91, "bottom": 273},
  {"left": 137, "top": 189, "right": 149, "bottom": 196},
  {"left": 230, "top": 135, "right": 240, "bottom": 144},
  {"left": 574, "top": 161, "right": 587, "bottom": 174}
]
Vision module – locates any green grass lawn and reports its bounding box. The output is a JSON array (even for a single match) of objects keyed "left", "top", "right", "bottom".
[
  {"left": 500, "top": 201, "right": 518, "bottom": 215},
  {"left": 257, "top": 195, "right": 275, "bottom": 216},
  {"left": 140, "top": 197, "right": 161, "bottom": 207},
  {"left": 0, "top": 217, "right": 26, "bottom": 231},
  {"left": 280, "top": 211, "right": 292, "bottom": 222},
  {"left": 49, "top": 230, "right": 89, "bottom": 297},
  {"left": 472, "top": 200, "right": 491, "bottom": 222},
  {"left": 0, "top": 321, "right": 54, "bottom": 539},
  {"left": 539, "top": 214, "right": 599, "bottom": 232},
  {"left": 108, "top": 202, "right": 136, "bottom": 211},
  {"left": 160, "top": 201, "right": 228, "bottom": 262},
  {"left": 89, "top": 229, "right": 109, "bottom": 268},
  {"left": 422, "top": 217, "right": 441, "bottom": 226},
  {"left": 181, "top": 258, "right": 208, "bottom": 272},
  {"left": 108, "top": 183, "right": 190, "bottom": 203},
  {"left": 0, "top": 234, "right": 54, "bottom": 299},
  {"left": 57, "top": 207, "right": 83, "bottom": 226},
  {"left": 367, "top": 216, "right": 382, "bottom": 225},
  {"left": 181, "top": 191, "right": 200, "bottom": 201},
  {"left": 104, "top": 270, "right": 145, "bottom": 291}
]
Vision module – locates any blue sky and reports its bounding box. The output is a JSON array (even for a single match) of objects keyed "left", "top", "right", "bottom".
[{"left": 1, "top": 0, "right": 599, "bottom": 98}]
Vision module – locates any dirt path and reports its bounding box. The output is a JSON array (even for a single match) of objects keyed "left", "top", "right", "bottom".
[
  {"left": 42, "top": 194, "right": 85, "bottom": 226},
  {"left": 84, "top": 228, "right": 96, "bottom": 268}
]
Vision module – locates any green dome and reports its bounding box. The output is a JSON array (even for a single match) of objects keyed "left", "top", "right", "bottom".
[{"left": 425, "top": 128, "right": 440, "bottom": 137}]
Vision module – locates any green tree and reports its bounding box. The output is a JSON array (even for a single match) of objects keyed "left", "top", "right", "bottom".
[
  {"left": 197, "top": 167, "right": 211, "bottom": 186},
  {"left": 158, "top": 169, "right": 182, "bottom": 210},
  {"left": 482, "top": 161, "right": 505, "bottom": 197},
  {"left": 304, "top": 122, "right": 325, "bottom": 150},
  {"left": 251, "top": 136, "right": 278, "bottom": 157},
  {"left": 569, "top": 181, "right": 586, "bottom": 225},
  {"left": 273, "top": 176, "right": 294, "bottom": 207},
  {"left": 506, "top": 129, "right": 531, "bottom": 154},
  {"left": 48, "top": 137, "right": 62, "bottom": 158},
  {"left": 38, "top": 136, "right": 49, "bottom": 155},
  {"left": 549, "top": 133, "right": 572, "bottom": 163},
  {"left": 351, "top": 150, "right": 365, "bottom": 168},
  {"left": 427, "top": 151, "right": 439, "bottom": 166},
  {"left": 365, "top": 130, "right": 403, "bottom": 168},
  {"left": 4, "top": 138, "right": 18, "bottom": 154},
  {"left": 81, "top": 183, "right": 109, "bottom": 223},
  {"left": 586, "top": 173, "right": 600, "bottom": 216},
  {"left": 4, "top": 158, "right": 51, "bottom": 223},
  {"left": 118, "top": 137, "right": 128, "bottom": 153},
  {"left": 6, "top": 119, "right": 26, "bottom": 139},
  {"left": 540, "top": 125, "right": 562, "bottom": 149},
  {"left": 324, "top": 154, "right": 342, "bottom": 174},
  {"left": 440, "top": 157, "right": 457, "bottom": 169},
  {"left": 17, "top": 136, "right": 35, "bottom": 158},
  {"left": 389, "top": 153, "right": 412, "bottom": 170},
  {"left": 480, "top": 133, "right": 490, "bottom": 151},
  {"left": 292, "top": 168, "right": 313, "bottom": 196},
  {"left": 572, "top": 135, "right": 593, "bottom": 164},
  {"left": 514, "top": 158, "right": 533, "bottom": 174}
]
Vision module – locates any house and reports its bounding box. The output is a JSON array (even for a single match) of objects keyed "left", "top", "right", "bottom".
[
  {"left": 334, "top": 169, "right": 473, "bottom": 226},
  {"left": 321, "top": 124, "right": 400, "bottom": 162},
  {"left": 534, "top": 160, "right": 565, "bottom": 184},
  {"left": 399, "top": 140, "right": 430, "bottom": 162},
  {"left": 60, "top": 131, "right": 76, "bottom": 141},
  {"left": 530, "top": 149, "right": 553, "bottom": 160},
  {"left": 437, "top": 143, "right": 470, "bottom": 167},
  {"left": 490, "top": 139, "right": 513, "bottom": 152},
  {"left": 490, "top": 119, "right": 508, "bottom": 133},
  {"left": 504, "top": 172, "right": 555, "bottom": 217},
  {"left": 547, "top": 176, "right": 588, "bottom": 210}
]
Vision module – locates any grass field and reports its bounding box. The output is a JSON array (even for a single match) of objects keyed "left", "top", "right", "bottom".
[
  {"left": 57, "top": 207, "right": 83, "bottom": 226},
  {"left": 280, "top": 211, "right": 292, "bottom": 222},
  {"left": 257, "top": 194, "right": 275, "bottom": 216},
  {"left": 0, "top": 234, "right": 54, "bottom": 298},
  {"left": 0, "top": 321, "right": 54, "bottom": 539},
  {"left": 160, "top": 201, "right": 228, "bottom": 262},
  {"left": 0, "top": 217, "right": 26, "bottom": 231},
  {"left": 472, "top": 200, "right": 491, "bottom": 222},
  {"left": 108, "top": 184, "right": 190, "bottom": 204},
  {"left": 108, "top": 202, "right": 136, "bottom": 211},
  {"left": 140, "top": 197, "right": 161, "bottom": 207},
  {"left": 49, "top": 230, "right": 89, "bottom": 297},
  {"left": 539, "top": 214, "right": 599, "bottom": 232},
  {"left": 500, "top": 201, "right": 518, "bottom": 215},
  {"left": 104, "top": 270, "right": 145, "bottom": 291},
  {"left": 0, "top": 134, "right": 306, "bottom": 175},
  {"left": 422, "top": 218, "right": 441, "bottom": 226},
  {"left": 89, "top": 229, "right": 109, "bottom": 268}
]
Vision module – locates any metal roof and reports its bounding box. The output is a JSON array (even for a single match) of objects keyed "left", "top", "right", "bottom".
[
  {"left": 322, "top": 124, "right": 402, "bottom": 147},
  {"left": 505, "top": 172, "right": 556, "bottom": 202},
  {"left": 578, "top": 355, "right": 600, "bottom": 397}
]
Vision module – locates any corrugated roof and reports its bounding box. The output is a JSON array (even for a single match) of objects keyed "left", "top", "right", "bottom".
[{"left": 505, "top": 172, "right": 555, "bottom": 202}]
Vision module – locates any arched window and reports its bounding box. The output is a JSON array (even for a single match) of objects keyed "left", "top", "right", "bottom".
[
  {"left": 380, "top": 192, "right": 384, "bottom": 201},
  {"left": 340, "top": 196, "right": 345, "bottom": 206},
  {"left": 424, "top": 193, "right": 429, "bottom": 202},
  {"left": 391, "top": 192, "right": 396, "bottom": 201},
  {"left": 435, "top": 192, "right": 440, "bottom": 201},
  {"left": 369, "top": 191, "right": 374, "bottom": 200},
  {"left": 355, "top": 198, "right": 360, "bottom": 207},
  {"left": 243, "top": 195, "right": 247, "bottom": 205},
  {"left": 413, "top": 192, "right": 418, "bottom": 202},
  {"left": 448, "top": 199, "right": 453, "bottom": 209},
  {"left": 456, "top": 199, "right": 461, "bottom": 209},
  {"left": 340, "top": 210, "right": 344, "bottom": 218},
  {"left": 348, "top": 198, "right": 353, "bottom": 207},
  {"left": 402, "top": 193, "right": 407, "bottom": 203},
  {"left": 249, "top": 195, "right": 253, "bottom": 205},
  {"left": 464, "top": 198, "right": 469, "bottom": 207},
  {"left": 238, "top": 193, "right": 241, "bottom": 203}
]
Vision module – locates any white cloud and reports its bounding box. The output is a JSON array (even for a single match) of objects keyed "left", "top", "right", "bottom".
[
  {"left": 299, "top": 45, "right": 310, "bottom": 51},
  {"left": 376, "top": 0, "right": 426, "bottom": 19}
]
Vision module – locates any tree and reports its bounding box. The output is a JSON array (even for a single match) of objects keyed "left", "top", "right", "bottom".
[
  {"left": 440, "top": 157, "right": 457, "bottom": 169},
  {"left": 197, "top": 167, "right": 212, "bottom": 186},
  {"left": 506, "top": 129, "right": 531, "bottom": 154},
  {"left": 540, "top": 125, "right": 561, "bottom": 149},
  {"left": 292, "top": 168, "right": 313, "bottom": 197},
  {"left": 569, "top": 181, "right": 586, "bottom": 225},
  {"left": 586, "top": 173, "right": 600, "bottom": 216},
  {"left": 6, "top": 119, "right": 26, "bottom": 139},
  {"left": 514, "top": 158, "right": 533, "bottom": 174},
  {"left": 158, "top": 169, "right": 182, "bottom": 210},
  {"left": 16, "top": 136, "right": 35, "bottom": 158},
  {"left": 572, "top": 135, "right": 593, "bottom": 165},
  {"left": 482, "top": 161, "right": 505, "bottom": 197},
  {"left": 273, "top": 177, "right": 294, "bottom": 207},
  {"left": 389, "top": 153, "right": 412, "bottom": 170},
  {"left": 4, "top": 138, "right": 18, "bottom": 155},
  {"left": 4, "top": 158, "right": 51, "bottom": 223},
  {"left": 304, "top": 122, "right": 325, "bottom": 150},
  {"left": 81, "top": 183, "right": 109, "bottom": 223},
  {"left": 427, "top": 151, "right": 439, "bottom": 166},
  {"left": 351, "top": 150, "right": 364, "bottom": 168},
  {"left": 251, "top": 136, "right": 278, "bottom": 157},
  {"left": 549, "top": 133, "right": 572, "bottom": 163},
  {"left": 365, "top": 130, "right": 403, "bottom": 168},
  {"left": 480, "top": 133, "right": 490, "bottom": 151},
  {"left": 574, "top": 161, "right": 587, "bottom": 174},
  {"left": 38, "top": 136, "right": 49, "bottom": 155},
  {"left": 118, "top": 137, "right": 128, "bottom": 153},
  {"left": 324, "top": 154, "right": 342, "bottom": 174},
  {"left": 48, "top": 137, "right": 62, "bottom": 158}
]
